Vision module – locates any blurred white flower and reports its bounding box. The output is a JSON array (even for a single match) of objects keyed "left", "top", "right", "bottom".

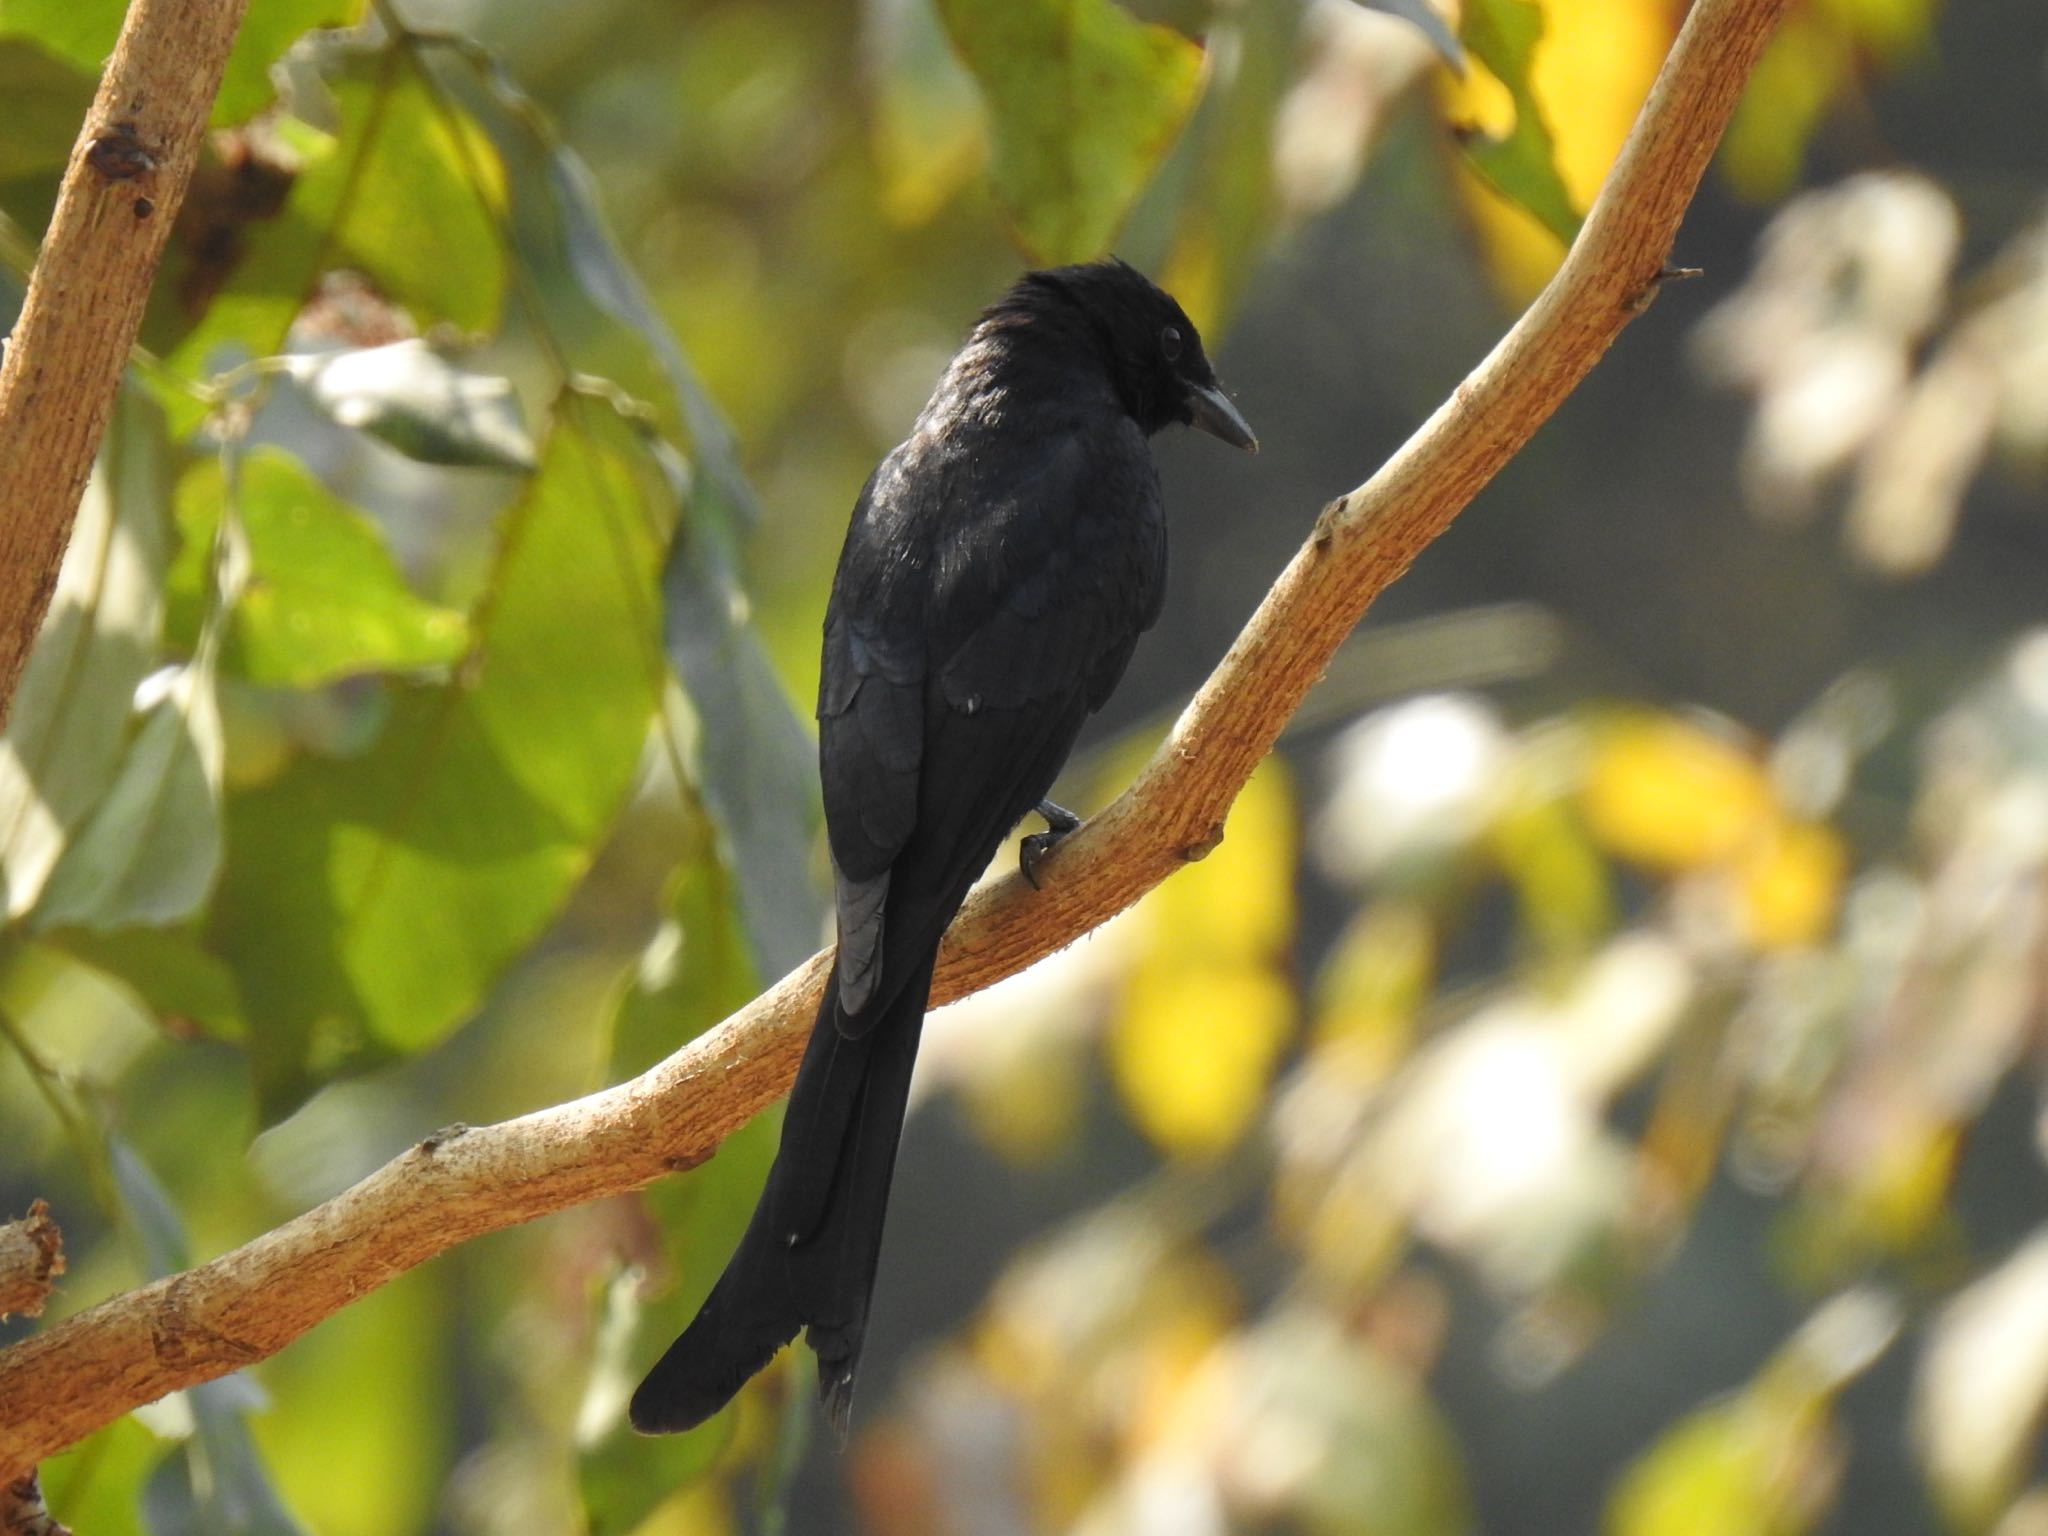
[
  {"left": 1915, "top": 1229, "right": 2048, "bottom": 1526},
  {"left": 1315, "top": 693, "right": 1509, "bottom": 885}
]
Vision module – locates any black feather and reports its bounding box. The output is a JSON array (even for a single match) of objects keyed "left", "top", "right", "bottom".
[{"left": 628, "top": 258, "right": 1252, "bottom": 1438}]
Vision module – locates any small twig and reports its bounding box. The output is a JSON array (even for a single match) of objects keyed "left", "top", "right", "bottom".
[
  {"left": 0, "top": 0, "right": 1792, "bottom": 1481},
  {"left": 0, "top": 1204, "right": 64, "bottom": 1322},
  {"left": 1, "top": 1472, "right": 68, "bottom": 1536}
]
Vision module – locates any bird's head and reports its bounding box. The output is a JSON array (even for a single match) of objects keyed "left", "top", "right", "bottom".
[{"left": 1011, "top": 259, "right": 1258, "bottom": 452}]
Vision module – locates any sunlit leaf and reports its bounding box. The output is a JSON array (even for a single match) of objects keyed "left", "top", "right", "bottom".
[
  {"left": 1312, "top": 899, "right": 1434, "bottom": 1074},
  {"left": 1447, "top": 0, "right": 1670, "bottom": 298},
  {"left": 1607, "top": 1290, "right": 1896, "bottom": 1536},
  {"left": 0, "top": 0, "right": 363, "bottom": 127},
  {"left": 0, "top": 0, "right": 118, "bottom": 75},
  {"left": 1455, "top": 0, "right": 1580, "bottom": 245},
  {"left": 936, "top": 0, "right": 1206, "bottom": 264},
  {"left": 157, "top": 48, "right": 506, "bottom": 405},
  {"left": 0, "top": 390, "right": 168, "bottom": 919},
  {"left": 214, "top": 396, "right": 664, "bottom": 1118},
  {"left": 284, "top": 340, "right": 536, "bottom": 470},
  {"left": 434, "top": 67, "right": 821, "bottom": 972},
  {"left": 1719, "top": 14, "right": 1846, "bottom": 203},
  {"left": 248, "top": 1270, "right": 452, "bottom": 1536},
  {"left": 1489, "top": 785, "right": 1613, "bottom": 957},
  {"left": 169, "top": 448, "right": 469, "bottom": 687},
  {"left": 1723, "top": 0, "right": 1933, "bottom": 202},
  {"left": 38, "top": 1417, "right": 162, "bottom": 1536}
]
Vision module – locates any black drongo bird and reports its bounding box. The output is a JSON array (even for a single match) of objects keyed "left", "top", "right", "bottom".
[{"left": 628, "top": 258, "right": 1256, "bottom": 1439}]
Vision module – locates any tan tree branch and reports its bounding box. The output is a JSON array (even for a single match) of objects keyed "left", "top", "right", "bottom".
[
  {"left": 0, "top": 0, "right": 250, "bottom": 731},
  {"left": 0, "top": 0, "right": 1790, "bottom": 1478},
  {"left": 0, "top": 1205, "right": 64, "bottom": 1322}
]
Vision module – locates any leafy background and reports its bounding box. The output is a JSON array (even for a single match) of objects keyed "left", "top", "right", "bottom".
[{"left": 3, "top": 0, "right": 2048, "bottom": 1532}]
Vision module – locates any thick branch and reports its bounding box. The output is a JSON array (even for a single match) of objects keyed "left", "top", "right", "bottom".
[
  {"left": 0, "top": 0, "right": 250, "bottom": 730},
  {"left": 0, "top": 1205, "right": 64, "bottom": 1322},
  {"left": 0, "top": 0, "right": 1789, "bottom": 1478}
]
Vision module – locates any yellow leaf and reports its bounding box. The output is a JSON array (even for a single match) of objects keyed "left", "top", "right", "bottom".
[
  {"left": 1734, "top": 819, "right": 1845, "bottom": 949},
  {"left": 1109, "top": 757, "right": 1297, "bottom": 1158},
  {"left": 1581, "top": 715, "right": 1775, "bottom": 872},
  {"left": 1605, "top": 1396, "right": 1820, "bottom": 1536},
  {"left": 1113, "top": 963, "right": 1294, "bottom": 1158},
  {"left": 1491, "top": 786, "right": 1615, "bottom": 955},
  {"left": 1140, "top": 755, "right": 1296, "bottom": 962},
  {"left": 1447, "top": 0, "right": 1674, "bottom": 299}
]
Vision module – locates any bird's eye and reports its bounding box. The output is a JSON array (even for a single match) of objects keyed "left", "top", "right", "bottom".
[{"left": 1161, "top": 325, "right": 1183, "bottom": 362}]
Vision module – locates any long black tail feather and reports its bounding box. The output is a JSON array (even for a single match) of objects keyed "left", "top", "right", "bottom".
[{"left": 628, "top": 958, "right": 934, "bottom": 1438}]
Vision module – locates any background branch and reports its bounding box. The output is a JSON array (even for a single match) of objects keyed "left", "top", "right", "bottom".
[
  {"left": 0, "top": 0, "right": 250, "bottom": 730},
  {"left": 0, "top": 0, "right": 1789, "bottom": 1478}
]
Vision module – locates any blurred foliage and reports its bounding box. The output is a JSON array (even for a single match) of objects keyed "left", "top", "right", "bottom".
[{"left": 1, "top": 0, "right": 2045, "bottom": 1534}]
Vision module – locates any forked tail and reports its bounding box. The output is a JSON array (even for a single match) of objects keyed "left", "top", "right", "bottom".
[{"left": 628, "top": 958, "right": 934, "bottom": 1439}]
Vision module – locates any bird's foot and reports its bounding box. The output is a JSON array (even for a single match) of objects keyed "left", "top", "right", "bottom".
[{"left": 1020, "top": 799, "right": 1081, "bottom": 889}]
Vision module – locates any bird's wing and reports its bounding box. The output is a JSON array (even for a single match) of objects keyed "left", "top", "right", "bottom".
[{"left": 819, "top": 422, "right": 1165, "bottom": 1034}]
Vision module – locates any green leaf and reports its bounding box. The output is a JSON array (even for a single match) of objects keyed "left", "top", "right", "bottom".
[
  {"left": 1161, "top": 0, "right": 1299, "bottom": 337},
  {"left": 105, "top": 1143, "right": 311, "bottom": 1536},
  {"left": 211, "top": 0, "right": 366, "bottom": 126},
  {"left": 545, "top": 144, "right": 762, "bottom": 534},
  {"left": 579, "top": 832, "right": 794, "bottom": 1527},
  {"left": 285, "top": 340, "right": 537, "bottom": 470},
  {"left": 49, "top": 925, "right": 247, "bottom": 1041},
  {"left": 576, "top": 1113, "right": 777, "bottom": 1527},
  {"left": 156, "top": 47, "right": 506, "bottom": 405},
  {"left": 1458, "top": 0, "right": 1581, "bottom": 245},
  {"left": 936, "top": 0, "right": 1207, "bottom": 264},
  {"left": 0, "top": 39, "right": 94, "bottom": 179},
  {"left": 654, "top": 455, "right": 823, "bottom": 977},
  {"left": 0, "top": 0, "right": 119, "bottom": 76},
  {"left": 0, "top": 390, "right": 168, "bottom": 919},
  {"left": 608, "top": 821, "right": 762, "bottom": 1080},
  {"left": 244, "top": 1269, "right": 453, "bottom": 1536},
  {"left": 441, "top": 67, "right": 822, "bottom": 972},
  {"left": 31, "top": 653, "right": 224, "bottom": 931},
  {"left": 213, "top": 396, "right": 664, "bottom": 1119},
  {"left": 39, "top": 1418, "right": 161, "bottom": 1536},
  {"left": 0, "top": 0, "right": 365, "bottom": 129},
  {"left": 170, "top": 447, "right": 469, "bottom": 687},
  {"left": 434, "top": 55, "right": 763, "bottom": 527}
]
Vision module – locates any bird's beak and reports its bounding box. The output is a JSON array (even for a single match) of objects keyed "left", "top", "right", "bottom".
[{"left": 1185, "top": 381, "right": 1258, "bottom": 453}]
